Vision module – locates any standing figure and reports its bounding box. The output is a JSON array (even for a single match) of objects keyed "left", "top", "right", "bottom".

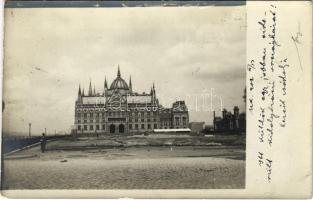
[{"left": 40, "top": 133, "right": 47, "bottom": 153}]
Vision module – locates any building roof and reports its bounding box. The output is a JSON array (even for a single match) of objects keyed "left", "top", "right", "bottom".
[
  {"left": 110, "top": 77, "right": 129, "bottom": 90},
  {"left": 127, "top": 95, "right": 152, "bottom": 103},
  {"left": 110, "top": 66, "right": 129, "bottom": 90},
  {"left": 172, "top": 101, "right": 188, "bottom": 111},
  {"left": 82, "top": 96, "right": 105, "bottom": 104}
]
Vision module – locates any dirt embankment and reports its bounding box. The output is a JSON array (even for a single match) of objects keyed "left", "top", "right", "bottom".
[{"left": 47, "top": 134, "right": 245, "bottom": 151}]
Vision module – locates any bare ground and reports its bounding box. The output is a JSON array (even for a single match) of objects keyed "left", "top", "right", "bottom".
[{"left": 3, "top": 136, "right": 245, "bottom": 189}]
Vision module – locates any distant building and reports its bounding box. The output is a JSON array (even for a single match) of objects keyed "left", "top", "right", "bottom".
[
  {"left": 189, "top": 122, "right": 205, "bottom": 134},
  {"left": 74, "top": 67, "right": 189, "bottom": 135},
  {"left": 204, "top": 125, "right": 214, "bottom": 131},
  {"left": 213, "top": 106, "right": 246, "bottom": 133}
]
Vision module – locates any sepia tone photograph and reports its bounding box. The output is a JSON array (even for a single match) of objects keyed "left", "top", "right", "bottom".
[{"left": 2, "top": 1, "right": 246, "bottom": 190}]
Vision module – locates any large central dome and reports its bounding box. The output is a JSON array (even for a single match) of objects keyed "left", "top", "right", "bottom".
[{"left": 110, "top": 67, "right": 129, "bottom": 90}]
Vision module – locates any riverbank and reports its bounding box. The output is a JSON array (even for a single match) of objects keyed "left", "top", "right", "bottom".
[
  {"left": 45, "top": 134, "right": 245, "bottom": 150},
  {"left": 3, "top": 137, "right": 245, "bottom": 189}
]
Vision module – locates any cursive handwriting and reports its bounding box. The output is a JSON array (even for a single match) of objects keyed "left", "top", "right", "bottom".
[
  {"left": 278, "top": 60, "right": 288, "bottom": 96},
  {"left": 279, "top": 99, "right": 286, "bottom": 127},
  {"left": 252, "top": 4, "right": 289, "bottom": 184},
  {"left": 258, "top": 107, "right": 265, "bottom": 143}
]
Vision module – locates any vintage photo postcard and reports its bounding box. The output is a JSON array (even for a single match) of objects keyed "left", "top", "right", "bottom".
[{"left": 1, "top": 0, "right": 312, "bottom": 199}]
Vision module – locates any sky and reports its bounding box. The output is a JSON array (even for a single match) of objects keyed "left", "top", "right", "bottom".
[{"left": 3, "top": 6, "right": 246, "bottom": 136}]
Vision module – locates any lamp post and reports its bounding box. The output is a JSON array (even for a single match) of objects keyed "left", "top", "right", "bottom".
[{"left": 28, "top": 123, "right": 31, "bottom": 137}]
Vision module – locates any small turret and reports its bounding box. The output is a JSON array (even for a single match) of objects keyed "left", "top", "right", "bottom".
[
  {"left": 104, "top": 76, "right": 108, "bottom": 96},
  {"left": 88, "top": 79, "right": 92, "bottom": 96},
  {"left": 117, "top": 65, "right": 121, "bottom": 78},
  {"left": 104, "top": 76, "right": 108, "bottom": 89},
  {"left": 222, "top": 109, "right": 227, "bottom": 119},
  {"left": 78, "top": 84, "right": 81, "bottom": 97},
  {"left": 152, "top": 82, "right": 156, "bottom": 104},
  {"left": 77, "top": 84, "right": 82, "bottom": 103},
  {"left": 234, "top": 106, "right": 239, "bottom": 118},
  {"left": 150, "top": 86, "right": 153, "bottom": 95},
  {"left": 129, "top": 76, "right": 132, "bottom": 92}
]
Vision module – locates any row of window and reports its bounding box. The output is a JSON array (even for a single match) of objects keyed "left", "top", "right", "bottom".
[
  {"left": 130, "top": 118, "right": 157, "bottom": 122},
  {"left": 77, "top": 118, "right": 160, "bottom": 123},
  {"left": 174, "top": 117, "right": 188, "bottom": 126},
  {"left": 76, "top": 115, "right": 159, "bottom": 122},
  {"left": 160, "top": 122, "right": 171, "bottom": 126},
  {"left": 129, "top": 124, "right": 158, "bottom": 130},
  {"left": 78, "top": 124, "right": 105, "bottom": 131},
  {"left": 77, "top": 124, "right": 187, "bottom": 131},
  {"left": 77, "top": 111, "right": 159, "bottom": 118},
  {"left": 77, "top": 124, "right": 159, "bottom": 131}
]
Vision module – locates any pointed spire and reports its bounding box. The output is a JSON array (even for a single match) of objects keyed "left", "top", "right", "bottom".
[
  {"left": 88, "top": 79, "right": 92, "bottom": 96},
  {"left": 129, "top": 76, "right": 132, "bottom": 90},
  {"left": 152, "top": 82, "right": 156, "bottom": 104},
  {"left": 78, "top": 84, "right": 81, "bottom": 96},
  {"left": 151, "top": 82, "right": 156, "bottom": 93},
  {"left": 104, "top": 76, "right": 108, "bottom": 88},
  {"left": 117, "top": 65, "right": 121, "bottom": 78},
  {"left": 94, "top": 86, "right": 96, "bottom": 95}
]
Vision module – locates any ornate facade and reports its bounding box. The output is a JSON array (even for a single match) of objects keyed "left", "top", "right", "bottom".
[{"left": 74, "top": 67, "right": 189, "bottom": 134}]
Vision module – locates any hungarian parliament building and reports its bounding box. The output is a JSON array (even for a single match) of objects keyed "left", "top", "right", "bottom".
[{"left": 74, "top": 67, "right": 189, "bottom": 134}]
